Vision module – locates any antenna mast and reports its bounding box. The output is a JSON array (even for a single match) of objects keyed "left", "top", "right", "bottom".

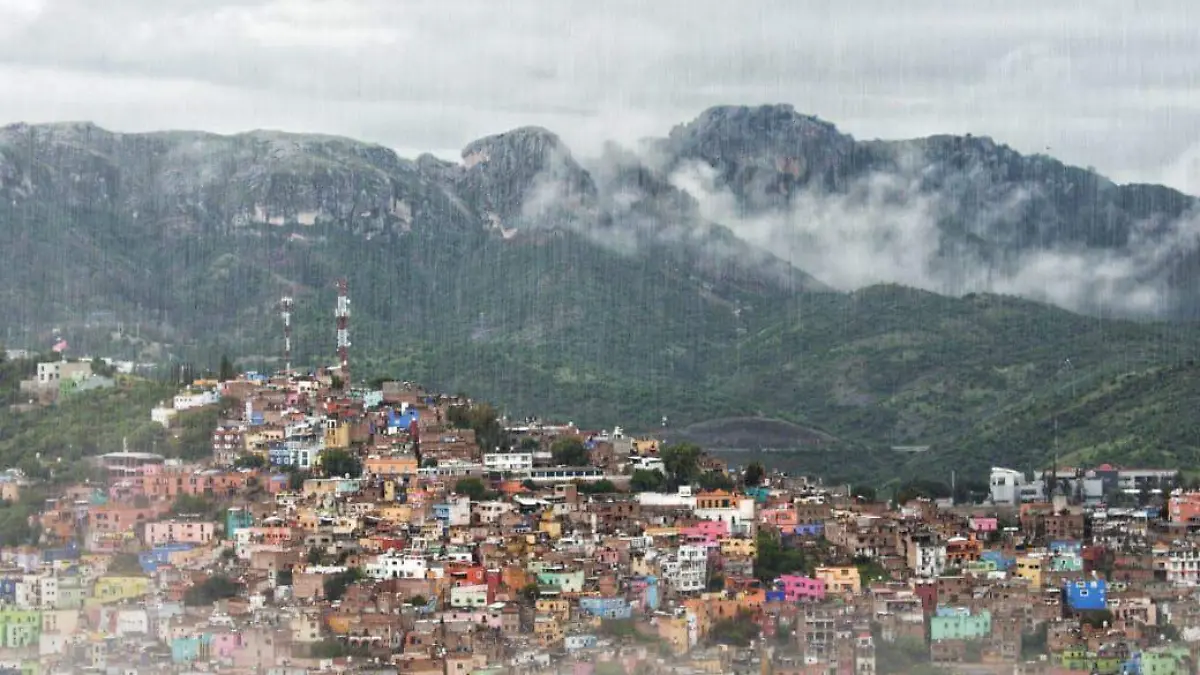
[
  {"left": 335, "top": 278, "right": 350, "bottom": 389},
  {"left": 280, "top": 295, "right": 294, "bottom": 373}
]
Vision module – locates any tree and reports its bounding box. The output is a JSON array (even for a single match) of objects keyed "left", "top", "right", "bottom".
[
  {"left": 550, "top": 437, "right": 589, "bottom": 466},
  {"left": 218, "top": 355, "right": 236, "bottom": 382},
  {"left": 454, "top": 477, "right": 487, "bottom": 501},
  {"left": 706, "top": 609, "right": 759, "bottom": 647},
  {"left": 629, "top": 469, "right": 665, "bottom": 492},
  {"left": 743, "top": 462, "right": 766, "bottom": 487},
  {"left": 447, "top": 403, "right": 509, "bottom": 452},
  {"left": 754, "top": 529, "right": 807, "bottom": 582},
  {"left": 171, "top": 494, "right": 213, "bottom": 517},
  {"left": 275, "top": 567, "right": 294, "bottom": 586},
  {"left": 320, "top": 449, "right": 362, "bottom": 478},
  {"left": 576, "top": 479, "right": 618, "bottom": 494},
  {"left": 697, "top": 471, "right": 734, "bottom": 491},
  {"left": 519, "top": 582, "right": 541, "bottom": 605},
  {"left": 108, "top": 552, "right": 145, "bottom": 576},
  {"left": 323, "top": 568, "right": 364, "bottom": 602},
  {"left": 851, "top": 485, "right": 878, "bottom": 502},
  {"left": 184, "top": 575, "right": 242, "bottom": 606},
  {"left": 660, "top": 443, "right": 703, "bottom": 487},
  {"left": 233, "top": 454, "right": 266, "bottom": 470}
]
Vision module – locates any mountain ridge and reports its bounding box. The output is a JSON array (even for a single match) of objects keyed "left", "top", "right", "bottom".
[{"left": 3, "top": 105, "right": 1200, "bottom": 484}]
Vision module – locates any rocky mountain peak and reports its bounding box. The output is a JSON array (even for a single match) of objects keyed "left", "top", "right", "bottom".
[{"left": 456, "top": 126, "right": 597, "bottom": 222}]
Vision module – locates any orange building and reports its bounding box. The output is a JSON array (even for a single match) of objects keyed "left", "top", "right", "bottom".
[
  {"left": 1169, "top": 493, "right": 1200, "bottom": 524},
  {"left": 946, "top": 534, "right": 983, "bottom": 566}
]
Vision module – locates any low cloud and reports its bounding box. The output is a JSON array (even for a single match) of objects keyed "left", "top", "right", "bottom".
[{"left": 666, "top": 158, "right": 1200, "bottom": 317}]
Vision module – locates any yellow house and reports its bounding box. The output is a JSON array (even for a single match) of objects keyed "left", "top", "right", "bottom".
[
  {"left": 633, "top": 439, "right": 660, "bottom": 456},
  {"left": 376, "top": 505, "right": 414, "bottom": 526},
  {"left": 657, "top": 616, "right": 690, "bottom": 655},
  {"left": 719, "top": 536, "right": 757, "bottom": 558},
  {"left": 536, "top": 598, "right": 570, "bottom": 621},
  {"left": 538, "top": 514, "right": 562, "bottom": 540},
  {"left": 326, "top": 613, "right": 354, "bottom": 635},
  {"left": 1016, "top": 554, "right": 1045, "bottom": 588},
  {"left": 814, "top": 566, "right": 861, "bottom": 594},
  {"left": 92, "top": 576, "right": 151, "bottom": 604},
  {"left": 323, "top": 423, "right": 350, "bottom": 450},
  {"left": 644, "top": 526, "right": 680, "bottom": 540},
  {"left": 533, "top": 615, "right": 563, "bottom": 648},
  {"left": 383, "top": 480, "right": 396, "bottom": 502}
]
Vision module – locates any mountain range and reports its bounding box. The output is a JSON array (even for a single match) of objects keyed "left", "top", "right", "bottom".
[{"left": 2, "top": 104, "right": 1199, "bottom": 485}]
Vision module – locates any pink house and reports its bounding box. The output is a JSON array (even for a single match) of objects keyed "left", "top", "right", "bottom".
[
  {"left": 210, "top": 632, "right": 244, "bottom": 658},
  {"left": 969, "top": 517, "right": 998, "bottom": 533},
  {"left": 774, "top": 574, "right": 825, "bottom": 602},
  {"left": 680, "top": 520, "right": 728, "bottom": 546},
  {"left": 760, "top": 505, "right": 798, "bottom": 528},
  {"left": 143, "top": 520, "right": 217, "bottom": 546}
]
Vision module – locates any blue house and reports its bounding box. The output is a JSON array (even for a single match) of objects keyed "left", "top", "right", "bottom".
[
  {"left": 43, "top": 541, "right": 80, "bottom": 564},
  {"left": 226, "top": 507, "right": 254, "bottom": 536},
  {"left": 794, "top": 523, "right": 824, "bottom": 537},
  {"left": 1064, "top": 579, "right": 1107, "bottom": 612},
  {"left": 579, "top": 597, "right": 632, "bottom": 619},
  {"left": 170, "top": 636, "right": 206, "bottom": 664},
  {"left": 1050, "top": 540, "right": 1082, "bottom": 556},
  {"left": 139, "top": 543, "right": 194, "bottom": 573},
  {"left": 388, "top": 408, "right": 419, "bottom": 431},
  {"left": 981, "top": 550, "right": 1014, "bottom": 571}
]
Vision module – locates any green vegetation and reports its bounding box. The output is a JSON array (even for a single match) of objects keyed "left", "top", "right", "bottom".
[
  {"left": 107, "top": 552, "right": 145, "bottom": 576},
  {"left": 319, "top": 449, "right": 362, "bottom": 478},
  {"left": 453, "top": 477, "right": 488, "bottom": 501},
  {"left": 323, "top": 568, "right": 364, "bottom": 602},
  {"left": 170, "top": 494, "right": 215, "bottom": 517},
  {"left": 184, "top": 575, "right": 242, "bottom": 606},
  {"left": 308, "top": 639, "right": 370, "bottom": 659},
  {"left": 754, "top": 529, "right": 808, "bottom": 582},
  {"left": 575, "top": 479, "right": 618, "bottom": 494},
  {"left": 629, "top": 470, "right": 665, "bottom": 492},
  {"left": 550, "top": 436, "right": 588, "bottom": 466},
  {"left": 5, "top": 118, "right": 1200, "bottom": 491},
  {"left": 706, "top": 609, "right": 759, "bottom": 647},
  {"left": 0, "top": 380, "right": 174, "bottom": 478}
]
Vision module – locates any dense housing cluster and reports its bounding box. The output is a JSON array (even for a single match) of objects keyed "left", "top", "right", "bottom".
[{"left": 0, "top": 367, "right": 1196, "bottom": 675}]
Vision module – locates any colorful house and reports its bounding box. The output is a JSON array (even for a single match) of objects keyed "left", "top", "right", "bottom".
[
  {"left": 92, "top": 576, "right": 151, "bottom": 604},
  {"left": 930, "top": 607, "right": 991, "bottom": 642},
  {"left": 772, "top": 574, "right": 825, "bottom": 603},
  {"left": 1064, "top": 579, "right": 1107, "bottom": 612},
  {"left": 0, "top": 610, "right": 41, "bottom": 649},
  {"left": 814, "top": 566, "right": 861, "bottom": 594}
]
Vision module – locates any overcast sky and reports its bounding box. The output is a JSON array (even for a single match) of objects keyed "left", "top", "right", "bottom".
[{"left": 1, "top": 0, "right": 1198, "bottom": 191}]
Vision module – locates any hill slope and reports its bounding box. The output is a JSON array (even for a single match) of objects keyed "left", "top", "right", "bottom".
[{"left": 2, "top": 111, "right": 1200, "bottom": 485}]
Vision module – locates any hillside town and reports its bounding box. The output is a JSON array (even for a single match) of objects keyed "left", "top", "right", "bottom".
[{"left": 2, "top": 361, "right": 1200, "bottom": 675}]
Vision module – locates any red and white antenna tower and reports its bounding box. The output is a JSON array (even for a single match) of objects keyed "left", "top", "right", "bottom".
[
  {"left": 280, "top": 295, "right": 294, "bottom": 373},
  {"left": 335, "top": 278, "right": 350, "bottom": 388}
]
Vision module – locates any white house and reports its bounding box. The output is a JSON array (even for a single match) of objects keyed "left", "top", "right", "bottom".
[
  {"left": 449, "top": 584, "right": 489, "bottom": 608},
  {"left": 661, "top": 545, "right": 708, "bottom": 593},
  {"left": 482, "top": 452, "right": 533, "bottom": 474},
  {"left": 151, "top": 405, "right": 178, "bottom": 428},
  {"left": 173, "top": 390, "right": 221, "bottom": 411},
  {"left": 989, "top": 467, "right": 1026, "bottom": 506}
]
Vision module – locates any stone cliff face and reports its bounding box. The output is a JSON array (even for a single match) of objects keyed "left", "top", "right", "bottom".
[{"left": 1, "top": 102, "right": 1198, "bottom": 354}]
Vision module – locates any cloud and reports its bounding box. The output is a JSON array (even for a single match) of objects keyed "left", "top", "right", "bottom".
[
  {"left": 668, "top": 156, "right": 1200, "bottom": 317},
  {"left": 0, "top": 0, "right": 1197, "bottom": 188}
]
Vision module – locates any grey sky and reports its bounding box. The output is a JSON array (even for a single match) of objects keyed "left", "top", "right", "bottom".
[{"left": 1, "top": 0, "right": 1198, "bottom": 191}]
